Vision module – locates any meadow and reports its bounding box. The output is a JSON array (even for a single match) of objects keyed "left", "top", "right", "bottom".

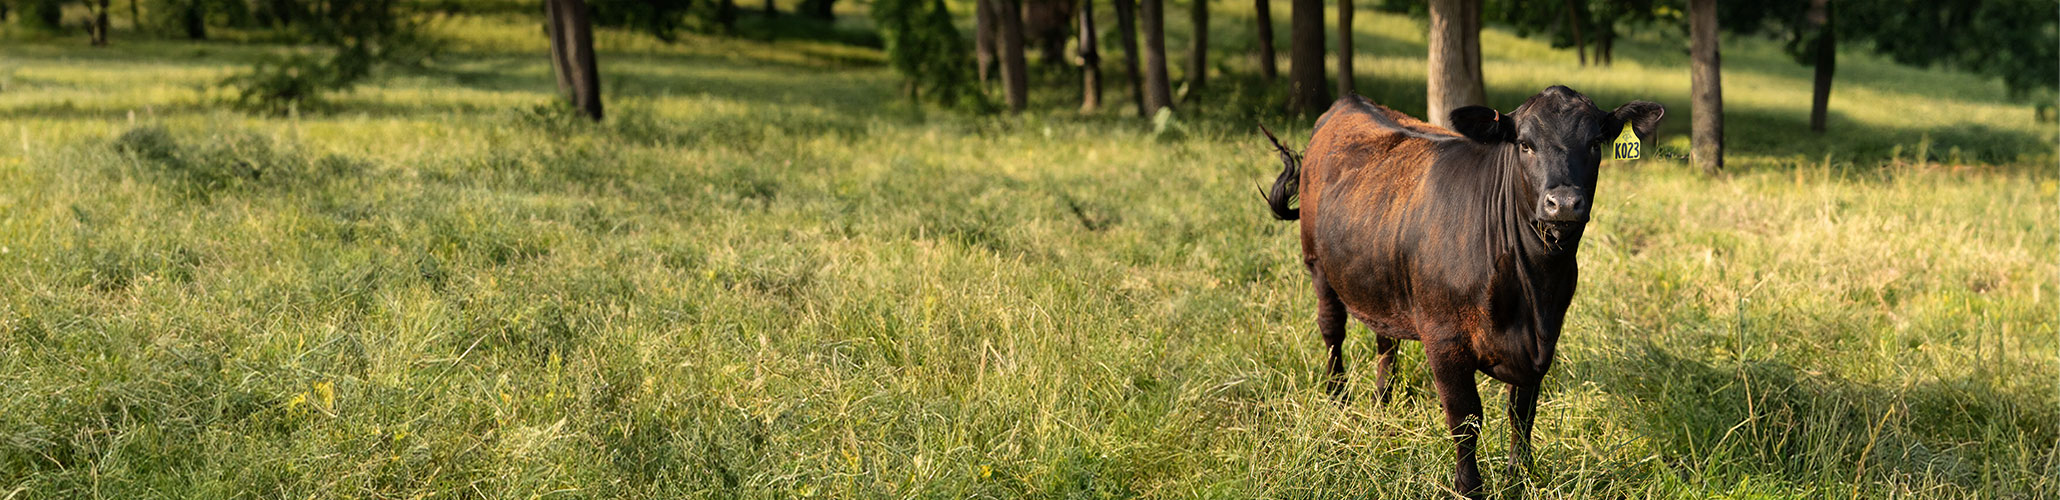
[{"left": 0, "top": 3, "right": 2055, "bottom": 498}]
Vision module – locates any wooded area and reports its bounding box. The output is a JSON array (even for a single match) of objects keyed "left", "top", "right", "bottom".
[{"left": 8, "top": 0, "right": 2050, "bottom": 171}]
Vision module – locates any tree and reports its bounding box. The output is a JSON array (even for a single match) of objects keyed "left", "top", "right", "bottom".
[
  {"left": 547, "top": 0, "right": 604, "bottom": 121},
  {"left": 1336, "top": 0, "right": 1353, "bottom": 96},
  {"left": 976, "top": 0, "right": 996, "bottom": 85},
  {"left": 1184, "top": 0, "right": 1206, "bottom": 100},
  {"left": 1113, "top": 0, "right": 1146, "bottom": 115},
  {"left": 1842, "top": 0, "right": 2055, "bottom": 100},
  {"left": 1140, "top": 0, "right": 1173, "bottom": 113},
  {"left": 876, "top": 0, "right": 980, "bottom": 106},
  {"left": 89, "top": 0, "right": 112, "bottom": 46},
  {"left": 992, "top": 0, "right": 1029, "bottom": 112},
  {"left": 1804, "top": 0, "right": 1832, "bottom": 132},
  {"left": 1562, "top": 0, "right": 1585, "bottom": 65},
  {"left": 1426, "top": 0, "right": 1484, "bottom": 128},
  {"left": 1688, "top": 0, "right": 1721, "bottom": 174},
  {"left": 800, "top": 0, "right": 835, "bottom": 19},
  {"left": 1080, "top": 0, "right": 1103, "bottom": 112},
  {"left": 1253, "top": 0, "right": 1276, "bottom": 79},
  {"left": 1286, "top": 0, "right": 1327, "bottom": 113}
]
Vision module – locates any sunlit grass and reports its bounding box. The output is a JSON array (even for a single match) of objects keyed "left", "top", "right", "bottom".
[{"left": 0, "top": 5, "right": 2054, "bottom": 499}]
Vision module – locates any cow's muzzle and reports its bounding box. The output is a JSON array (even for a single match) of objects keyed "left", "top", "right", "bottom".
[{"left": 1538, "top": 189, "right": 1588, "bottom": 223}]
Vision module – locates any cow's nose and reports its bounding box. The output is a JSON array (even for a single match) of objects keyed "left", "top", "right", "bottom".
[{"left": 1540, "top": 190, "right": 1588, "bottom": 222}]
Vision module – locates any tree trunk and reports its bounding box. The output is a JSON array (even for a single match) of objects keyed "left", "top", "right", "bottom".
[
  {"left": 1689, "top": 0, "right": 1722, "bottom": 174},
  {"left": 546, "top": 0, "right": 575, "bottom": 99},
  {"left": 1080, "top": 0, "right": 1103, "bottom": 112},
  {"left": 1113, "top": 0, "right": 1146, "bottom": 115},
  {"left": 1336, "top": 0, "right": 1352, "bottom": 96},
  {"left": 1808, "top": 0, "right": 1834, "bottom": 133},
  {"left": 977, "top": 0, "right": 996, "bottom": 86},
  {"left": 182, "top": 2, "right": 206, "bottom": 40},
  {"left": 547, "top": 0, "right": 605, "bottom": 121},
  {"left": 1563, "top": 0, "right": 1584, "bottom": 65},
  {"left": 810, "top": 0, "right": 834, "bottom": 19},
  {"left": 1597, "top": 29, "right": 1613, "bottom": 65},
  {"left": 1253, "top": 0, "right": 1275, "bottom": 79},
  {"left": 129, "top": 0, "right": 139, "bottom": 29},
  {"left": 765, "top": 0, "right": 776, "bottom": 17},
  {"left": 994, "top": 0, "right": 1030, "bottom": 112},
  {"left": 1427, "top": 0, "right": 1484, "bottom": 128},
  {"left": 1286, "top": 0, "right": 1327, "bottom": 113},
  {"left": 1140, "top": 0, "right": 1173, "bottom": 113},
  {"left": 717, "top": 0, "right": 737, "bottom": 31},
  {"left": 91, "top": 0, "right": 110, "bottom": 46},
  {"left": 1184, "top": 0, "right": 1206, "bottom": 101}
]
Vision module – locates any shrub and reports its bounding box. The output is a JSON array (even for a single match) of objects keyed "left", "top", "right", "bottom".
[{"left": 870, "top": 0, "right": 985, "bottom": 109}]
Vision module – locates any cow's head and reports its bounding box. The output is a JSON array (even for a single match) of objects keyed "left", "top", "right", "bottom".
[{"left": 1448, "top": 85, "right": 1663, "bottom": 253}]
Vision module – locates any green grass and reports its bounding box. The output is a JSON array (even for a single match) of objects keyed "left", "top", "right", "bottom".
[{"left": 2, "top": 5, "right": 2055, "bottom": 499}]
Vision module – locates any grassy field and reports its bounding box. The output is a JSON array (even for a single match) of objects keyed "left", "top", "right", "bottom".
[{"left": 2, "top": 4, "right": 2056, "bottom": 499}]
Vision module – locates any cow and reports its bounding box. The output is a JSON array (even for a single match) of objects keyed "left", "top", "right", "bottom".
[{"left": 1260, "top": 86, "right": 1663, "bottom": 497}]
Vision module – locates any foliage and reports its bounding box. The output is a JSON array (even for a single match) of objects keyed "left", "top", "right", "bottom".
[
  {"left": 587, "top": 0, "right": 696, "bottom": 41},
  {"left": 1841, "top": 0, "right": 2058, "bottom": 99},
  {"left": 1, "top": 8, "right": 2055, "bottom": 500},
  {"left": 11, "top": 0, "right": 64, "bottom": 31},
  {"left": 217, "top": 0, "right": 435, "bottom": 114},
  {"left": 869, "top": 0, "right": 984, "bottom": 109}
]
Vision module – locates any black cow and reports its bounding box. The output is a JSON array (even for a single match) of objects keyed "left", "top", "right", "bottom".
[{"left": 1261, "top": 86, "right": 1663, "bottom": 497}]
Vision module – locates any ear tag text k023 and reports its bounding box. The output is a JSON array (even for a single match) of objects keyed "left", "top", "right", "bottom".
[{"left": 1606, "top": 122, "right": 1641, "bottom": 161}]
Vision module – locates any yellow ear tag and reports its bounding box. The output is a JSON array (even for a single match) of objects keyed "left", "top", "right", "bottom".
[{"left": 1606, "top": 122, "right": 1641, "bottom": 160}]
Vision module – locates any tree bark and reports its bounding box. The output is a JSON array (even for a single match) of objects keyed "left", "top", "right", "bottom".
[
  {"left": 1563, "top": 0, "right": 1584, "bottom": 65},
  {"left": 1807, "top": 0, "right": 1834, "bottom": 133},
  {"left": 1286, "top": 0, "right": 1327, "bottom": 113},
  {"left": 1336, "top": 0, "right": 1353, "bottom": 96},
  {"left": 1140, "top": 0, "right": 1174, "bottom": 113},
  {"left": 1689, "top": 0, "right": 1723, "bottom": 174},
  {"left": 547, "top": 0, "right": 605, "bottom": 121},
  {"left": 91, "top": 0, "right": 110, "bottom": 46},
  {"left": 765, "top": 0, "right": 776, "bottom": 17},
  {"left": 129, "top": 0, "right": 139, "bottom": 29},
  {"left": 977, "top": 0, "right": 997, "bottom": 86},
  {"left": 1185, "top": 0, "right": 1207, "bottom": 100},
  {"left": 1253, "top": 0, "right": 1275, "bottom": 79},
  {"left": 1427, "top": 0, "right": 1485, "bottom": 128},
  {"left": 994, "top": 0, "right": 1030, "bottom": 112},
  {"left": 1113, "top": 0, "right": 1146, "bottom": 115},
  {"left": 1597, "top": 29, "right": 1613, "bottom": 65},
  {"left": 717, "top": 0, "right": 737, "bottom": 31},
  {"left": 182, "top": 1, "right": 206, "bottom": 40},
  {"left": 1080, "top": 0, "right": 1103, "bottom": 112}
]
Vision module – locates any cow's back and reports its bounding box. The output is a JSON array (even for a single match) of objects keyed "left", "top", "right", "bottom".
[{"left": 1298, "top": 96, "right": 1467, "bottom": 337}]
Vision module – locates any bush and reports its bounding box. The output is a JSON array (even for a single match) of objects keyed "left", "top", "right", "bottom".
[
  {"left": 13, "top": 0, "right": 64, "bottom": 32},
  {"left": 870, "top": 0, "right": 985, "bottom": 109},
  {"left": 218, "top": 0, "right": 436, "bottom": 114}
]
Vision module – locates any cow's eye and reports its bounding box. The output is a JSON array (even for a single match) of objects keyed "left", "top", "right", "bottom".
[{"left": 1518, "top": 141, "right": 1534, "bottom": 153}]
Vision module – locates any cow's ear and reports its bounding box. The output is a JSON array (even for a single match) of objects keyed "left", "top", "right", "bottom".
[
  {"left": 1448, "top": 106, "right": 1513, "bottom": 143},
  {"left": 1610, "top": 101, "right": 1665, "bottom": 141}
]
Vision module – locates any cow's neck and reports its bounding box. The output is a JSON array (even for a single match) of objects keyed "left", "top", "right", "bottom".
[{"left": 1487, "top": 144, "right": 1570, "bottom": 374}]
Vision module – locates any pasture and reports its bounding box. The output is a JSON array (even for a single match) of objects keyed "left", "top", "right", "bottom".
[{"left": 1, "top": 4, "right": 2055, "bottom": 498}]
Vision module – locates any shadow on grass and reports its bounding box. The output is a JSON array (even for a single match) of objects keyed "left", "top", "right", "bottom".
[{"left": 1573, "top": 343, "right": 2058, "bottom": 495}]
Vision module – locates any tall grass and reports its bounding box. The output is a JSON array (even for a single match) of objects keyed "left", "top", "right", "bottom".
[{"left": 0, "top": 6, "right": 2054, "bottom": 499}]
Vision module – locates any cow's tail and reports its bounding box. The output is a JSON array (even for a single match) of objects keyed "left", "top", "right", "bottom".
[{"left": 1259, "top": 123, "right": 1301, "bottom": 221}]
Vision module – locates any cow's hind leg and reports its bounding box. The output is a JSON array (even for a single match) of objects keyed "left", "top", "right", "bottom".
[
  {"left": 1371, "top": 336, "right": 1399, "bottom": 405},
  {"left": 1312, "top": 269, "right": 1349, "bottom": 400}
]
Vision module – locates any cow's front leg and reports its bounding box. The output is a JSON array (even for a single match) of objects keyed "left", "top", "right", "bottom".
[
  {"left": 1425, "top": 339, "right": 1484, "bottom": 498},
  {"left": 1505, "top": 381, "right": 1540, "bottom": 496}
]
